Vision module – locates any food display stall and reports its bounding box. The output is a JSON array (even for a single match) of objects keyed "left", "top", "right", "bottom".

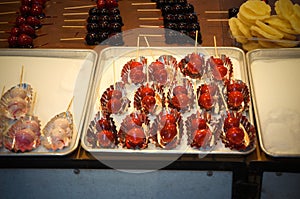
[{"left": 0, "top": 0, "right": 299, "bottom": 199}]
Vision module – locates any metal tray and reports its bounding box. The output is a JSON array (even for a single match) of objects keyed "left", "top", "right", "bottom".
[
  {"left": 81, "top": 46, "right": 256, "bottom": 155},
  {"left": 247, "top": 48, "right": 300, "bottom": 157},
  {"left": 0, "top": 49, "right": 97, "bottom": 156}
]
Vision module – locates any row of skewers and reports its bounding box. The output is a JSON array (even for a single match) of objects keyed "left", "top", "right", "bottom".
[
  {"left": 62, "top": 0, "right": 124, "bottom": 45},
  {"left": 0, "top": 0, "right": 51, "bottom": 48},
  {"left": 85, "top": 39, "right": 256, "bottom": 151},
  {"left": 0, "top": 67, "right": 74, "bottom": 153},
  {"left": 134, "top": 0, "right": 202, "bottom": 44}
]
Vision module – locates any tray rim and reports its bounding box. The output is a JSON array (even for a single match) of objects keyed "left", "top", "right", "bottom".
[
  {"left": 81, "top": 46, "right": 256, "bottom": 155},
  {"left": 0, "top": 48, "right": 98, "bottom": 156},
  {"left": 246, "top": 47, "right": 300, "bottom": 158}
]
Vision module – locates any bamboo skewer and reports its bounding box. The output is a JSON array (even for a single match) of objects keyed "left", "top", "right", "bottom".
[
  {"left": 62, "top": 25, "right": 85, "bottom": 28},
  {"left": 67, "top": 97, "right": 74, "bottom": 112},
  {"left": 29, "top": 92, "right": 37, "bottom": 115},
  {"left": 60, "top": 37, "right": 84, "bottom": 41},
  {"left": 0, "top": 1, "right": 19, "bottom": 5},
  {"left": 63, "top": 12, "right": 88, "bottom": 16},
  {"left": 0, "top": 11, "right": 17, "bottom": 15},
  {"left": 136, "top": 36, "right": 140, "bottom": 60},
  {"left": 139, "top": 17, "right": 163, "bottom": 21},
  {"left": 113, "top": 60, "right": 116, "bottom": 90},
  {"left": 143, "top": 36, "right": 150, "bottom": 83},
  {"left": 131, "top": 2, "right": 156, "bottom": 6},
  {"left": 205, "top": 11, "right": 229, "bottom": 14},
  {"left": 64, "top": 19, "right": 86, "bottom": 22},
  {"left": 139, "top": 25, "right": 163, "bottom": 28},
  {"left": 206, "top": 19, "right": 229, "bottom": 22},
  {"left": 194, "top": 30, "right": 199, "bottom": 54},
  {"left": 20, "top": 65, "right": 24, "bottom": 86},
  {"left": 213, "top": 35, "right": 219, "bottom": 58},
  {"left": 137, "top": 9, "right": 161, "bottom": 12},
  {"left": 64, "top": 5, "right": 94, "bottom": 10}
]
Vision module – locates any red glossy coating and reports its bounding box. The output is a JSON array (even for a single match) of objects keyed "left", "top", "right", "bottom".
[
  {"left": 140, "top": 86, "right": 155, "bottom": 98},
  {"left": 199, "top": 93, "right": 213, "bottom": 110},
  {"left": 107, "top": 90, "right": 122, "bottom": 100},
  {"left": 129, "top": 61, "right": 143, "bottom": 70},
  {"left": 107, "top": 98, "right": 121, "bottom": 114},
  {"left": 15, "top": 16, "right": 26, "bottom": 26},
  {"left": 160, "top": 114, "right": 177, "bottom": 126},
  {"left": 171, "top": 93, "right": 189, "bottom": 109},
  {"left": 10, "top": 27, "right": 20, "bottom": 36},
  {"left": 228, "top": 91, "right": 244, "bottom": 108},
  {"left": 192, "top": 129, "right": 212, "bottom": 148},
  {"left": 217, "top": 65, "right": 228, "bottom": 78},
  {"left": 141, "top": 95, "right": 156, "bottom": 112},
  {"left": 191, "top": 118, "right": 207, "bottom": 130},
  {"left": 30, "top": 4, "right": 43, "bottom": 16},
  {"left": 224, "top": 116, "right": 240, "bottom": 132},
  {"left": 173, "top": 85, "right": 188, "bottom": 96},
  {"left": 96, "top": 118, "right": 111, "bottom": 131},
  {"left": 153, "top": 69, "right": 167, "bottom": 84},
  {"left": 149, "top": 60, "right": 164, "bottom": 71},
  {"left": 17, "top": 34, "right": 33, "bottom": 46},
  {"left": 226, "top": 127, "right": 244, "bottom": 146},
  {"left": 160, "top": 123, "right": 177, "bottom": 143},
  {"left": 227, "top": 82, "right": 244, "bottom": 93},
  {"left": 129, "top": 68, "right": 144, "bottom": 84},
  {"left": 125, "top": 127, "right": 146, "bottom": 148},
  {"left": 97, "top": 130, "right": 115, "bottom": 147}
]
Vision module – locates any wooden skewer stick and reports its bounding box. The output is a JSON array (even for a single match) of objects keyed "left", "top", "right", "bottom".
[
  {"left": 139, "top": 17, "right": 163, "bottom": 21},
  {"left": 63, "top": 12, "right": 88, "bottom": 16},
  {"left": 139, "top": 25, "right": 163, "bottom": 28},
  {"left": 0, "top": 11, "right": 17, "bottom": 15},
  {"left": 131, "top": 2, "right": 156, "bottom": 6},
  {"left": 143, "top": 36, "right": 151, "bottom": 83},
  {"left": 64, "top": 5, "right": 94, "bottom": 10},
  {"left": 205, "top": 11, "right": 228, "bottom": 14},
  {"left": 20, "top": 65, "right": 24, "bottom": 86},
  {"left": 29, "top": 92, "right": 37, "bottom": 115},
  {"left": 0, "top": 22, "right": 10, "bottom": 25},
  {"left": 67, "top": 96, "right": 74, "bottom": 111},
  {"left": 194, "top": 30, "right": 199, "bottom": 54},
  {"left": 0, "top": 39, "right": 8, "bottom": 42},
  {"left": 62, "top": 25, "right": 85, "bottom": 28},
  {"left": 0, "top": 1, "right": 19, "bottom": 5},
  {"left": 137, "top": 9, "right": 161, "bottom": 12},
  {"left": 64, "top": 19, "right": 86, "bottom": 22},
  {"left": 113, "top": 60, "right": 116, "bottom": 90},
  {"left": 206, "top": 19, "right": 229, "bottom": 22},
  {"left": 194, "top": 81, "right": 200, "bottom": 111},
  {"left": 213, "top": 35, "right": 219, "bottom": 58},
  {"left": 60, "top": 37, "right": 84, "bottom": 41},
  {"left": 142, "top": 35, "right": 155, "bottom": 59},
  {"left": 136, "top": 36, "right": 140, "bottom": 61}
]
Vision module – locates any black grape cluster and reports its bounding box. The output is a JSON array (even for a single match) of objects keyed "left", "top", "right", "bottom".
[
  {"left": 85, "top": 0, "right": 124, "bottom": 46},
  {"left": 152, "top": 0, "right": 202, "bottom": 44}
]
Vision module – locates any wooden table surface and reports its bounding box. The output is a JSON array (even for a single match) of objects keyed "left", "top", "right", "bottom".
[{"left": 0, "top": 0, "right": 248, "bottom": 49}]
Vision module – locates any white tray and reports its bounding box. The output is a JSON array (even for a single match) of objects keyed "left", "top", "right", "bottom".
[
  {"left": 247, "top": 48, "right": 300, "bottom": 157},
  {"left": 0, "top": 49, "right": 97, "bottom": 156},
  {"left": 81, "top": 46, "right": 256, "bottom": 155}
]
